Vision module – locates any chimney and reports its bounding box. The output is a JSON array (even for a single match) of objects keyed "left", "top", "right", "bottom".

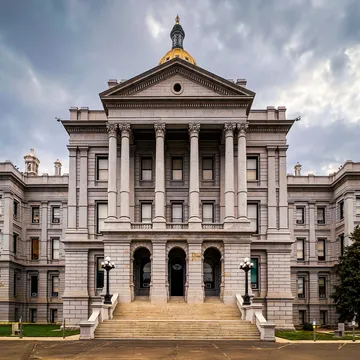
[
  {"left": 54, "top": 159, "right": 62, "bottom": 176},
  {"left": 108, "top": 79, "right": 118, "bottom": 88},
  {"left": 294, "top": 162, "right": 302, "bottom": 176},
  {"left": 236, "top": 79, "right": 247, "bottom": 87}
]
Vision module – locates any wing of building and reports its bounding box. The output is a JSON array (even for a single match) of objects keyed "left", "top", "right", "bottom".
[{"left": 0, "top": 17, "right": 359, "bottom": 330}]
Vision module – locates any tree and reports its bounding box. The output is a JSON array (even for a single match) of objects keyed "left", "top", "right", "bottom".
[{"left": 331, "top": 226, "right": 360, "bottom": 323}]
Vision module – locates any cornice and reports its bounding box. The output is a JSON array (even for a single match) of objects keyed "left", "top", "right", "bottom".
[{"left": 66, "top": 126, "right": 107, "bottom": 133}]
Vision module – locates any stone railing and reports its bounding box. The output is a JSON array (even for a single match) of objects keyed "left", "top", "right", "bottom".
[
  {"left": 236, "top": 294, "right": 275, "bottom": 341},
  {"left": 166, "top": 223, "right": 189, "bottom": 229},
  {"left": 79, "top": 293, "right": 118, "bottom": 340},
  {"left": 202, "top": 223, "right": 224, "bottom": 230},
  {"left": 131, "top": 223, "right": 153, "bottom": 229}
]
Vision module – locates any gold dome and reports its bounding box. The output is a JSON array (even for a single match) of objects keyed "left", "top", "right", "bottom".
[
  {"left": 159, "top": 48, "right": 197, "bottom": 65},
  {"left": 159, "top": 15, "right": 196, "bottom": 65}
]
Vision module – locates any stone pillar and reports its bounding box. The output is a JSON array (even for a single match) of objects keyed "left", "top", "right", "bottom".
[
  {"left": 223, "top": 239, "right": 251, "bottom": 304},
  {"left": 62, "top": 249, "right": 89, "bottom": 325},
  {"left": 106, "top": 123, "right": 118, "bottom": 219},
  {"left": 278, "top": 146, "right": 288, "bottom": 229},
  {"left": 224, "top": 122, "right": 236, "bottom": 223},
  {"left": 267, "top": 147, "right": 277, "bottom": 230},
  {"left": 150, "top": 240, "right": 168, "bottom": 304},
  {"left": 266, "top": 249, "right": 294, "bottom": 329},
  {"left": 345, "top": 192, "right": 355, "bottom": 245},
  {"left": 153, "top": 123, "right": 166, "bottom": 229},
  {"left": 237, "top": 122, "right": 248, "bottom": 220},
  {"left": 188, "top": 123, "right": 201, "bottom": 229},
  {"left": 119, "top": 123, "right": 131, "bottom": 227},
  {"left": 2, "top": 192, "right": 13, "bottom": 259},
  {"left": 187, "top": 240, "right": 204, "bottom": 303},
  {"left": 40, "top": 202, "right": 48, "bottom": 262},
  {"left": 78, "top": 146, "right": 89, "bottom": 229},
  {"left": 309, "top": 202, "right": 316, "bottom": 262},
  {"left": 37, "top": 270, "right": 47, "bottom": 323},
  {"left": 67, "top": 146, "right": 77, "bottom": 229}
]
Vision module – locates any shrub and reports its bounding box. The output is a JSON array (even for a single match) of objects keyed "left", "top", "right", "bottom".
[{"left": 303, "top": 322, "right": 313, "bottom": 331}]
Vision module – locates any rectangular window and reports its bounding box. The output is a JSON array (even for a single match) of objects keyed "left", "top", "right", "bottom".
[
  {"left": 96, "top": 257, "right": 104, "bottom": 289},
  {"left": 298, "top": 277, "right": 305, "bottom": 298},
  {"left": 202, "top": 203, "right": 214, "bottom": 223},
  {"left": 339, "top": 201, "right": 344, "bottom": 220},
  {"left": 340, "top": 234, "right": 345, "bottom": 256},
  {"left": 13, "top": 200, "right": 18, "bottom": 219},
  {"left": 356, "top": 197, "right": 360, "bottom": 215},
  {"left": 297, "top": 239, "right": 305, "bottom": 260},
  {"left": 96, "top": 156, "right": 108, "bottom": 181},
  {"left": 30, "top": 275, "right": 38, "bottom": 297},
  {"left": 13, "top": 233, "right": 18, "bottom": 255},
  {"left": 171, "top": 203, "right": 183, "bottom": 223},
  {"left": 317, "top": 207, "right": 325, "bottom": 224},
  {"left": 51, "top": 276, "right": 59, "bottom": 297},
  {"left": 31, "top": 238, "right": 39, "bottom": 260},
  {"left": 202, "top": 157, "right": 214, "bottom": 180},
  {"left": 32, "top": 206, "right": 40, "bottom": 223},
  {"left": 247, "top": 156, "right": 258, "bottom": 181},
  {"left": 172, "top": 157, "right": 183, "bottom": 180},
  {"left": 52, "top": 239, "right": 60, "bottom": 260},
  {"left": 50, "top": 309, "right": 58, "bottom": 323},
  {"left": 299, "top": 310, "right": 306, "bottom": 325},
  {"left": 248, "top": 203, "right": 259, "bottom": 233},
  {"left": 320, "top": 310, "right": 327, "bottom": 325},
  {"left": 52, "top": 206, "right": 60, "bottom": 223},
  {"left": 319, "top": 277, "right": 326, "bottom": 298},
  {"left": 29, "top": 309, "right": 37, "bottom": 323},
  {"left": 141, "top": 203, "right": 152, "bottom": 223},
  {"left": 141, "top": 157, "right": 152, "bottom": 181},
  {"left": 317, "top": 239, "right": 326, "bottom": 261},
  {"left": 296, "top": 207, "right": 305, "bottom": 224},
  {"left": 250, "top": 258, "right": 259, "bottom": 289},
  {"left": 97, "top": 203, "right": 108, "bottom": 233}
]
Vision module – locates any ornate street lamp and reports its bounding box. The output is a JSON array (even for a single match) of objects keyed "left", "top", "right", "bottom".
[
  {"left": 101, "top": 256, "right": 116, "bottom": 304},
  {"left": 239, "top": 257, "right": 254, "bottom": 306}
]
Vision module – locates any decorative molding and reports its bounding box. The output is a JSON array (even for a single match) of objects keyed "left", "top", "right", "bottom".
[
  {"left": 237, "top": 122, "right": 249, "bottom": 134},
  {"left": 166, "top": 241, "right": 188, "bottom": 258},
  {"left": 106, "top": 123, "right": 118, "bottom": 136},
  {"left": 247, "top": 126, "right": 290, "bottom": 133},
  {"left": 119, "top": 123, "right": 131, "bottom": 137},
  {"left": 202, "top": 241, "right": 224, "bottom": 255},
  {"left": 224, "top": 122, "right": 236, "bottom": 134},
  {"left": 131, "top": 241, "right": 153, "bottom": 258},
  {"left": 188, "top": 122, "right": 200, "bottom": 136},
  {"left": 107, "top": 102, "right": 248, "bottom": 109},
  {"left": 66, "top": 127, "right": 107, "bottom": 133},
  {"left": 154, "top": 123, "right": 166, "bottom": 137}
]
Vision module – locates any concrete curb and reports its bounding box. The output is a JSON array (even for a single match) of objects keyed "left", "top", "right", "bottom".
[
  {"left": 276, "top": 337, "right": 359, "bottom": 344},
  {"left": 0, "top": 335, "right": 80, "bottom": 341}
]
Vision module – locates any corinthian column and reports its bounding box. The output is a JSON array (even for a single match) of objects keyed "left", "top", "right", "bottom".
[
  {"left": 237, "top": 122, "right": 249, "bottom": 220},
  {"left": 153, "top": 123, "right": 166, "bottom": 229},
  {"left": 106, "top": 123, "right": 118, "bottom": 219},
  {"left": 119, "top": 123, "right": 131, "bottom": 226},
  {"left": 224, "top": 122, "right": 236, "bottom": 222},
  {"left": 188, "top": 122, "right": 201, "bottom": 229}
]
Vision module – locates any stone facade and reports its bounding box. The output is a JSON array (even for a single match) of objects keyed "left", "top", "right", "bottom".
[{"left": 1, "top": 57, "right": 359, "bottom": 329}]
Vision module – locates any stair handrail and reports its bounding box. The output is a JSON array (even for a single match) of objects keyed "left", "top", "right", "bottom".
[
  {"left": 236, "top": 294, "right": 276, "bottom": 341},
  {"left": 79, "top": 293, "right": 119, "bottom": 340}
]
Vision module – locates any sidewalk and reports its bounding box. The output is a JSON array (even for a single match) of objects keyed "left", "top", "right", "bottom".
[{"left": 0, "top": 334, "right": 80, "bottom": 341}]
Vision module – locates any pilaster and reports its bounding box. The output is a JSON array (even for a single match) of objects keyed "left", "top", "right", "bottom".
[
  {"left": 278, "top": 146, "right": 288, "bottom": 229},
  {"left": 187, "top": 240, "right": 204, "bottom": 303},
  {"left": 309, "top": 201, "right": 316, "bottom": 262},
  {"left": 150, "top": 240, "right": 168, "bottom": 304},
  {"left": 2, "top": 192, "right": 13, "bottom": 259},
  {"left": 344, "top": 192, "right": 355, "bottom": 245},
  {"left": 78, "top": 146, "right": 89, "bottom": 230},
  {"left": 267, "top": 146, "right": 277, "bottom": 231},
  {"left": 67, "top": 146, "right": 77, "bottom": 229},
  {"left": 40, "top": 202, "right": 48, "bottom": 262}
]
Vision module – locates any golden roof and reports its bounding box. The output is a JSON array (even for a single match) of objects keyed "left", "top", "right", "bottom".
[{"left": 159, "top": 48, "right": 197, "bottom": 65}]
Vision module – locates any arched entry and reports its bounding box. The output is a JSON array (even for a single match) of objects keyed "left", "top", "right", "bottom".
[
  {"left": 133, "top": 247, "right": 151, "bottom": 297},
  {"left": 168, "top": 247, "right": 186, "bottom": 297},
  {"left": 203, "top": 247, "right": 221, "bottom": 297}
]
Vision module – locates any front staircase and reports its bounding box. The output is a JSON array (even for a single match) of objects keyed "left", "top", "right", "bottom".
[{"left": 94, "top": 297, "right": 260, "bottom": 340}]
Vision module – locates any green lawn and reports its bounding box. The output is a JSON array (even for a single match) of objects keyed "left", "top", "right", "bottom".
[
  {"left": 276, "top": 330, "right": 359, "bottom": 341},
  {"left": 0, "top": 324, "right": 79, "bottom": 337}
]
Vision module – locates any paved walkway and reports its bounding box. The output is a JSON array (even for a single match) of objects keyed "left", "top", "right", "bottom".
[{"left": 0, "top": 340, "right": 359, "bottom": 359}]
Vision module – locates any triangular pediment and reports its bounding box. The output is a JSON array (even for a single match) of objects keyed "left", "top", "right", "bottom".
[{"left": 100, "top": 58, "right": 255, "bottom": 99}]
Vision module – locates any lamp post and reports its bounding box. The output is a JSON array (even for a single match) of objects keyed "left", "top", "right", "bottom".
[
  {"left": 101, "top": 256, "right": 116, "bottom": 304},
  {"left": 239, "top": 257, "right": 254, "bottom": 306}
]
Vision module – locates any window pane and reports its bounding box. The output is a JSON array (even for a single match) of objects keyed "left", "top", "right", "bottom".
[
  {"left": 98, "top": 158, "right": 108, "bottom": 170},
  {"left": 141, "top": 158, "right": 152, "bottom": 180},
  {"left": 32, "top": 207, "right": 40, "bottom": 223},
  {"left": 202, "top": 158, "right": 213, "bottom": 180},
  {"left": 251, "top": 258, "right": 258, "bottom": 289},
  {"left": 319, "top": 277, "right": 326, "bottom": 297},
  {"left": 172, "top": 158, "right": 183, "bottom": 180},
  {"left": 248, "top": 204, "right": 258, "bottom": 232},
  {"left": 356, "top": 198, "right": 360, "bottom": 215},
  {"left": 298, "top": 278, "right": 304, "bottom": 297},
  {"left": 141, "top": 203, "right": 152, "bottom": 223},
  {"left": 97, "top": 203, "right": 108, "bottom": 232},
  {"left": 32, "top": 239, "right": 39, "bottom": 260},
  {"left": 202, "top": 204, "right": 214, "bottom": 223},
  {"left": 52, "top": 239, "right": 60, "bottom": 260},
  {"left": 52, "top": 276, "right": 59, "bottom": 296},
  {"left": 297, "top": 239, "right": 304, "bottom": 260},
  {"left": 247, "top": 158, "right": 258, "bottom": 180},
  {"left": 52, "top": 207, "right": 60, "bottom": 223},
  {"left": 172, "top": 204, "right": 183, "bottom": 222},
  {"left": 31, "top": 276, "right": 38, "bottom": 296},
  {"left": 173, "top": 158, "right": 182, "bottom": 169},
  {"left": 317, "top": 240, "right": 325, "bottom": 260}
]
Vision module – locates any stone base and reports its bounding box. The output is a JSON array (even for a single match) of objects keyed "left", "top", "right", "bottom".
[
  {"left": 186, "top": 288, "right": 204, "bottom": 304},
  {"left": 266, "top": 298, "right": 295, "bottom": 330},
  {"left": 62, "top": 296, "right": 89, "bottom": 325}
]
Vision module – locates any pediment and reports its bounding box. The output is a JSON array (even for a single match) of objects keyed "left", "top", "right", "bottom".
[{"left": 100, "top": 58, "right": 255, "bottom": 99}]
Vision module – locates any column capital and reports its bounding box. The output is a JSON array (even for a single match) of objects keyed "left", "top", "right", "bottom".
[
  {"left": 154, "top": 122, "right": 166, "bottom": 137},
  {"left": 106, "top": 123, "right": 118, "bottom": 137},
  {"left": 224, "top": 122, "right": 236, "bottom": 135},
  {"left": 119, "top": 123, "right": 131, "bottom": 137},
  {"left": 237, "top": 122, "right": 249, "bottom": 135},
  {"left": 188, "top": 122, "right": 200, "bottom": 136}
]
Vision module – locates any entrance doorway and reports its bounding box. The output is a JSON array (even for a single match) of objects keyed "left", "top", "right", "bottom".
[
  {"left": 168, "top": 247, "right": 186, "bottom": 297},
  {"left": 203, "top": 247, "right": 221, "bottom": 297},
  {"left": 133, "top": 247, "right": 151, "bottom": 297}
]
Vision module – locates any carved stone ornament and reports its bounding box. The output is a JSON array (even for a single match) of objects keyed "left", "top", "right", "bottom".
[
  {"left": 119, "top": 123, "right": 131, "bottom": 136},
  {"left": 224, "top": 122, "right": 236, "bottom": 133},
  {"left": 106, "top": 123, "right": 118, "bottom": 136},
  {"left": 188, "top": 122, "right": 200, "bottom": 135},
  {"left": 237, "top": 122, "right": 249, "bottom": 134},
  {"left": 154, "top": 123, "right": 166, "bottom": 137}
]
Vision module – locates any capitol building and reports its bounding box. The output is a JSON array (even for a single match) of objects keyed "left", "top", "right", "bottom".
[{"left": 0, "top": 17, "right": 359, "bottom": 334}]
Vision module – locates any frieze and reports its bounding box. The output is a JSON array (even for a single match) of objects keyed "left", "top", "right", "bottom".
[
  {"left": 106, "top": 102, "right": 248, "bottom": 109},
  {"left": 66, "top": 127, "right": 107, "bottom": 133}
]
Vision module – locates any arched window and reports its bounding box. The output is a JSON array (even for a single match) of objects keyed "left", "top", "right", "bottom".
[
  {"left": 141, "top": 259, "right": 151, "bottom": 288},
  {"left": 204, "top": 258, "right": 214, "bottom": 288}
]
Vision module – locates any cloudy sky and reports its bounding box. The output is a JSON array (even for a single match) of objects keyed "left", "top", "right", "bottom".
[{"left": 1, "top": 0, "right": 359, "bottom": 175}]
